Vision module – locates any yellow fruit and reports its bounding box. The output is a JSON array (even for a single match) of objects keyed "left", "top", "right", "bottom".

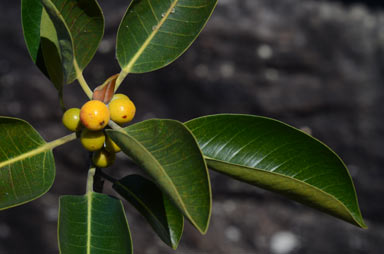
[
  {"left": 62, "top": 108, "right": 81, "bottom": 132},
  {"left": 80, "top": 100, "right": 110, "bottom": 131},
  {"left": 92, "top": 148, "right": 115, "bottom": 168},
  {"left": 80, "top": 129, "right": 105, "bottom": 151},
  {"left": 111, "top": 93, "right": 129, "bottom": 101},
  {"left": 109, "top": 98, "right": 136, "bottom": 125},
  {"left": 105, "top": 136, "right": 121, "bottom": 153}
]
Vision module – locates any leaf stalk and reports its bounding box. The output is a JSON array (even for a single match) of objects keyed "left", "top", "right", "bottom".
[
  {"left": 97, "top": 169, "right": 117, "bottom": 184},
  {"left": 86, "top": 167, "right": 96, "bottom": 194},
  {"left": 74, "top": 60, "right": 93, "bottom": 99},
  {"left": 48, "top": 132, "right": 77, "bottom": 149},
  {"left": 115, "top": 70, "right": 128, "bottom": 92},
  {"left": 108, "top": 120, "right": 123, "bottom": 130}
]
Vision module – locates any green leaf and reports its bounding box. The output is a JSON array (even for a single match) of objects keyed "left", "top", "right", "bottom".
[
  {"left": 116, "top": 0, "right": 217, "bottom": 74},
  {"left": 113, "top": 174, "right": 184, "bottom": 249},
  {"left": 0, "top": 117, "right": 55, "bottom": 210},
  {"left": 58, "top": 192, "right": 132, "bottom": 254},
  {"left": 22, "top": 0, "right": 44, "bottom": 65},
  {"left": 106, "top": 119, "right": 211, "bottom": 234},
  {"left": 22, "top": 0, "right": 63, "bottom": 89},
  {"left": 185, "top": 114, "right": 366, "bottom": 228},
  {"left": 22, "top": 0, "right": 104, "bottom": 86}
]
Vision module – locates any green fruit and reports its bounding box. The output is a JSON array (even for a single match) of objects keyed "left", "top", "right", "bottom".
[
  {"left": 111, "top": 93, "right": 129, "bottom": 101},
  {"left": 105, "top": 136, "right": 121, "bottom": 153},
  {"left": 92, "top": 148, "right": 116, "bottom": 168},
  {"left": 62, "top": 108, "right": 81, "bottom": 132},
  {"left": 80, "top": 129, "right": 105, "bottom": 151}
]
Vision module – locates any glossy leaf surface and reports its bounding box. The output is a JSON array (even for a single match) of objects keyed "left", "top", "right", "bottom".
[
  {"left": 113, "top": 174, "right": 183, "bottom": 249},
  {"left": 107, "top": 119, "right": 211, "bottom": 233},
  {"left": 58, "top": 192, "right": 132, "bottom": 254},
  {"left": 0, "top": 117, "right": 55, "bottom": 210},
  {"left": 22, "top": 0, "right": 104, "bottom": 86},
  {"left": 185, "top": 114, "right": 366, "bottom": 228},
  {"left": 116, "top": 0, "right": 217, "bottom": 74}
]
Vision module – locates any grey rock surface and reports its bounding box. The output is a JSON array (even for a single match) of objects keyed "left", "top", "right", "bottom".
[{"left": 0, "top": 0, "right": 383, "bottom": 253}]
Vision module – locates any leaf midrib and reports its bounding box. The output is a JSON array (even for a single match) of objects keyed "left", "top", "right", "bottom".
[
  {"left": 111, "top": 128, "right": 195, "bottom": 226},
  {"left": 120, "top": 0, "right": 179, "bottom": 75},
  {"left": 41, "top": 0, "right": 87, "bottom": 84},
  {"left": 0, "top": 142, "right": 52, "bottom": 169},
  {"left": 0, "top": 131, "right": 76, "bottom": 169},
  {"left": 87, "top": 192, "right": 92, "bottom": 254}
]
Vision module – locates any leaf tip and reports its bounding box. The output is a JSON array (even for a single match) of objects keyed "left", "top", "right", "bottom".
[
  {"left": 194, "top": 219, "right": 210, "bottom": 235},
  {"left": 355, "top": 217, "right": 368, "bottom": 229}
]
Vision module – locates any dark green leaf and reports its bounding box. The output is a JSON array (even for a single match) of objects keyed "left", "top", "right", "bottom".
[
  {"left": 113, "top": 174, "right": 183, "bottom": 249},
  {"left": 0, "top": 117, "right": 55, "bottom": 210},
  {"left": 116, "top": 0, "right": 217, "bottom": 74},
  {"left": 22, "top": 0, "right": 104, "bottom": 86},
  {"left": 22, "top": 0, "right": 44, "bottom": 64},
  {"left": 40, "top": 1, "right": 75, "bottom": 84},
  {"left": 22, "top": 0, "right": 64, "bottom": 89},
  {"left": 185, "top": 114, "right": 366, "bottom": 228},
  {"left": 107, "top": 119, "right": 211, "bottom": 234},
  {"left": 58, "top": 192, "right": 132, "bottom": 254}
]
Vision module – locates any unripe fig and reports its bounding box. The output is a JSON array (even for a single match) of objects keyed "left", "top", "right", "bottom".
[
  {"left": 92, "top": 148, "right": 115, "bottom": 168},
  {"left": 80, "top": 129, "right": 105, "bottom": 151},
  {"left": 62, "top": 108, "right": 81, "bottom": 132},
  {"left": 111, "top": 93, "right": 129, "bottom": 101},
  {"left": 105, "top": 136, "right": 121, "bottom": 153}
]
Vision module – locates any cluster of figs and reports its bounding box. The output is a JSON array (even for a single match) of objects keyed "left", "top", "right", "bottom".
[{"left": 62, "top": 94, "right": 135, "bottom": 167}]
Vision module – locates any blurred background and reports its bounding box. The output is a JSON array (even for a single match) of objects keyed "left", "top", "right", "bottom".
[{"left": 0, "top": 0, "right": 383, "bottom": 253}]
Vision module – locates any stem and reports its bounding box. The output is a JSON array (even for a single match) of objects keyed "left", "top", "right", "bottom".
[
  {"left": 114, "top": 70, "right": 128, "bottom": 92},
  {"left": 108, "top": 120, "right": 123, "bottom": 130},
  {"left": 97, "top": 169, "right": 117, "bottom": 184},
  {"left": 48, "top": 132, "right": 77, "bottom": 150},
  {"left": 74, "top": 60, "right": 93, "bottom": 99},
  {"left": 93, "top": 168, "right": 105, "bottom": 193},
  {"left": 86, "top": 167, "right": 96, "bottom": 194},
  {"left": 58, "top": 89, "right": 67, "bottom": 113}
]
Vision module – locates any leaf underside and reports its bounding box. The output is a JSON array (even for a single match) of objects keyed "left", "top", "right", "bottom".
[
  {"left": 116, "top": 0, "right": 217, "bottom": 74},
  {"left": 113, "top": 174, "right": 184, "bottom": 249},
  {"left": 58, "top": 192, "right": 132, "bottom": 254},
  {"left": 185, "top": 114, "right": 366, "bottom": 228},
  {"left": 0, "top": 117, "right": 55, "bottom": 210},
  {"left": 107, "top": 119, "right": 211, "bottom": 234}
]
